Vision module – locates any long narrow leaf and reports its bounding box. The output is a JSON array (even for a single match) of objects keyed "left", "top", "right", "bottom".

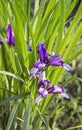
[{"left": 22, "top": 95, "right": 31, "bottom": 130}]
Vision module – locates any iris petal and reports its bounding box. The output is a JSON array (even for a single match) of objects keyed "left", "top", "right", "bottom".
[
  {"left": 38, "top": 87, "right": 48, "bottom": 98},
  {"left": 62, "top": 63, "right": 72, "bottom": 72},
  {"left": 47, "top": 85, "right": 69, "bottom": 99},
  {"left": 47, "top": 55, "right": 62, "bottom": 66},
  {"left": 62, "top": 93, "right": 70, "bottom": 99},
  {"left": 37, "top": 70, "right": 46, "bottom": 84},
  {"left": 37, "top": 44, "right": 48, "bottom": 62},
  {"left": 6, "top": 24, "right": 15, "bottom": 45},
  {"left": 47, "top": 85, "right": 64, "bottom": 94}
]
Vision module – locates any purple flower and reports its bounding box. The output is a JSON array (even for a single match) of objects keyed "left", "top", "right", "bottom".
[
  {"left": 35, "top": 70, "right": 69, "bottom": 104},
  {"left": 6, "top": 24, "right": 15, "bottom": 45},
  {"left": 37, "top": 44, "right": 49, "bottom": 62},
  {"left": 47, "top": 55, "right": 72, "bottom": 71},
  {"left": 37, "top": 79, "right": 51, "bottom": 89},
  {"left": 37, "top": 43, "right": 72, "bottom": 71},
  {"left": 30, "top": 43, "right": 72, "bottom": 76},
  {"left": 35, "top": 85, "right": 69, "bottom": 104},
  {"left": 0, "top": 24, "right": 15, "bottom": 46}
]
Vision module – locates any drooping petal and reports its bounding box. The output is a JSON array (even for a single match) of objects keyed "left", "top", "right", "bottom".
[
  {"left": 47, "top": 85, "right": 64, "bottom": 94},
  {"left": 34, "top": 61, "right": 46, "bottom": 69},
  {"left": 29, "top": 67, "right": 38, "bottom": 76},
  {"left": 62, "top": 63, "right": 72, "bottom": 72},
  {"left": 6, "top": 24, "right": 15, "bottom": 45},
  {"left": 47, "top": 55, "right": 62, "bottom": 66},
  {"left": 37, "top": 43, "right": 48, "bottom": 62},
  {"left": 38, "top": 87, "right": 48, "bottom": 98},
  {"left": 47, "top": 85, "right": 69, "bottom": 99},
  {"left": 47, "top": 55, "right": 72, "bottom": 71},
  {"left": 62, "top": 93, "right": 70, "bottom": 99}
]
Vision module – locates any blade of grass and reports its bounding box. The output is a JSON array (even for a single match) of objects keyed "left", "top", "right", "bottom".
[
  {"left": 67, "top": 48, "right": 82, "bottom": 62},
  {"left": 33, "top": 0, "right": 39, "bottom": 33},
  {"left": 60, "top": 2, "right": 82, "bottom": 55},
  {"left": 0, "top": 92, "right": 29, "bottom": 106},
  {"left": 8, "top": 0, "right": 27, "bottom": 64},
  {"left": 22, "top": 94, "right": 31, "bottom": 130},
  {"left": 5, "top": 99, "right": 21, "bottom": 130},
  {"left": 63, "top": 22, "right": 82, "bottom": 60},
  {"left": 65, "top": 0, "right": 77, "bottom": 20},
  {"left": 37, "top": 107, "right": 51, "bottom": 130},
  {"left": 55, "top": 0, "right": 65, "bottom": 54},
  {"left": 42, "top": 0, "right": 56, "bottom": 24},
  {"left": 15, "top": 0, "right": 36, "bottom": 65},
  {"left": 66, "top": 125, "right": 82, "bottom": 130},
  {"left": 0, "top": 70, "right": 24, "bottom": 82}
]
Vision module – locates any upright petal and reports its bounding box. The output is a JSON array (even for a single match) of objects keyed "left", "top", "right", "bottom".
[
  {"left": 37, "top": 70, "right": 46, "bottom": 84},
  {"left": 37, "top": 43, "right": 48, "bottom": 62},
  {"left": 6, "top": 24, "right": 15, "bottom": 45},
  {"left": 50, "top": 50, "right": 55, "bottom": 56}
]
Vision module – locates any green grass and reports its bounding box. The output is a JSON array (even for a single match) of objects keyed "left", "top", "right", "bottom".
[{"left": 0, "top": 0, "right": 82, "bottom": 130}]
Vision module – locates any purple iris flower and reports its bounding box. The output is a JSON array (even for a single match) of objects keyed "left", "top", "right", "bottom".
[
  {"left": 37, "top": 43, "right": 72, "bottom": 71},
  {"left": 37, "top": 44, "right": 49, "bottom": 62},
  {"left": 6, "top": 24, "right": 15, "bottom": 45},
  {"left": 35, "top": 70, "right": 69, "bottom": 104},
  {"left": 35, "top": 85, "right": 69, "bottom": 104},
  {"left": 0, "top": 24, "right": 15, "bottom": 46},
  {"left": 30, "top": 43, "right": 72, "bottom": 76}
]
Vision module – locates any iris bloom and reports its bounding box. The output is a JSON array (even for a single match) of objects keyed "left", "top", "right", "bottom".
[
  {"left": 30, "top": 43, "right": 72, "bottom": 76},
  {"left": 35, "top": 70, "right": 69, "bottom": 104},
  {"left": 0, "top": 24, "right": 15, "bottom": 45}
]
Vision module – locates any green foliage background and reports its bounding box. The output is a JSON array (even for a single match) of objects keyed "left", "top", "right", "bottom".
[{"left": 0, "top": 0, "right": 82, "bottom": 130}]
